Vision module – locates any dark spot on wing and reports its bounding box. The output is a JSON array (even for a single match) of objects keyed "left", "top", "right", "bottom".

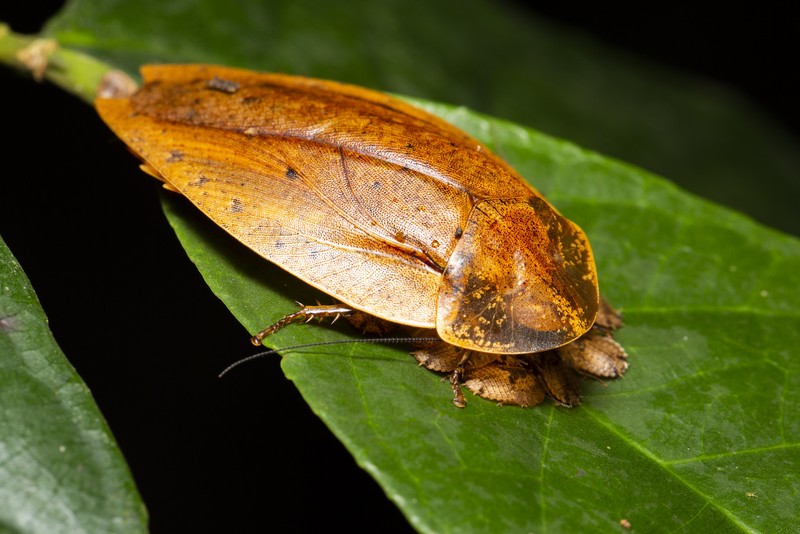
[
  {"left": 206, "top": 76, "right": 240, "bottom": 94},
  {"left": 166, "top": 150, "right": 184, "bottom": 162},
  {"left": 230, "top": 198, "right": 244, "bottom": 213}
]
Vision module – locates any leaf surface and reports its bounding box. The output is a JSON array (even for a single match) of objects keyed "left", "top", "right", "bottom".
[
  {"left": 161, "top": 104, "right": 800, "bottom": 531},
  {"left": 0, "top": 237, "right": 147, "bottom": 534}
]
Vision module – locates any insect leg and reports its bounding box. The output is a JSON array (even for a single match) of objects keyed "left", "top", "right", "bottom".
[
  {"left": 448, "top": 352, "right": 473, "bottom": 408},
  {"left": 594, "top": 296, "right": 623, "bottom": 332},
  {"left": 251, "top": 304, "right": 356, "bottom": 346}
]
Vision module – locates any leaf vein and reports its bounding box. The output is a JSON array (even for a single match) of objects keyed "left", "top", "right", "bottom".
[
  {"left": 538, "top": 407, "right": 554, "bottom": 534},
  {"left": 663, "top": 441, "right": 800, "bottom": 465},
  {"left": 586, "top": 410, "right": 760, "bottom": 531}
]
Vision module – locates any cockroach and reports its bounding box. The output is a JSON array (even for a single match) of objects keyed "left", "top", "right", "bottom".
[{"left": 96, "top": 64, "right": 627, "bottom": 407}]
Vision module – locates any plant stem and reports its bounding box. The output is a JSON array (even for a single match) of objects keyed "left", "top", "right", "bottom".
[{"left": 0, "top": 23, "right": 133, "bottom": 104}]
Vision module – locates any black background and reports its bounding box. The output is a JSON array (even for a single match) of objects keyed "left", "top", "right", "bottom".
[{"left": 1, "top": 3, "right": 796, "bottom": 532}]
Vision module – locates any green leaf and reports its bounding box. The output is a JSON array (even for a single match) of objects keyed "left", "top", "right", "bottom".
[
  {"left": 160, "top": 101, "right": 800, "bottom": 532},
  {"left": 0, "top": 236, "right": 147, "bottom": 533}
]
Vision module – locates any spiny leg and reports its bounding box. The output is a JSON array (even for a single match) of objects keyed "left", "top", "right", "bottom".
[
  {"left": 251, "top": 303, "right": 356, "bottom": 346},
  {"left": 557, "top": 297, "right": 628, "bottom": 379},
  {"left": 448, "top": 351, "right": 473, "bottom": 408}
]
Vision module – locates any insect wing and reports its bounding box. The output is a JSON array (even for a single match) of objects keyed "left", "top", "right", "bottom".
[
  {"left": 437, "top": 198, "right": 598, "bottom": 353},
  {"left": 97, "top": 96, "right": 470, "bottom": 326}
]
